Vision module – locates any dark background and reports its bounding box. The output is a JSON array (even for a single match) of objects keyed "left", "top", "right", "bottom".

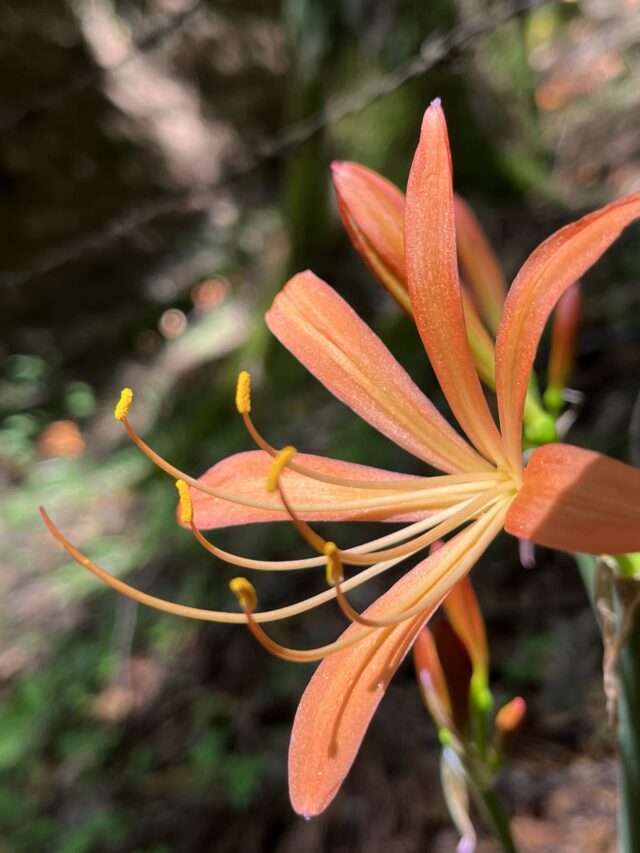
[{"left": 1, "top": 1, "right": 639, "bottom": 850}]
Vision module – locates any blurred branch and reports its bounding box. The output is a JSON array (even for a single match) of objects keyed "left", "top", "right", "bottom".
[
  {"left": 0, "top": 0, "right": 545, "bottom": 290},
  {"left": 0, "top": 0, "right": 204, "bottom": 131}
]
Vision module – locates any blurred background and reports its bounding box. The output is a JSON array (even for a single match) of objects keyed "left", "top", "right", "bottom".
[{"left": 1, "top": 0, "right": 639, "bottom": 850}]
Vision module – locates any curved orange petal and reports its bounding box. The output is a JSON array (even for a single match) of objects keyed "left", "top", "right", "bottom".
[
  {"left": 288, "top": 508, "right": 504, "bottom": 816},
  {"left": 505, "top": 443, "right": 640, "bottom": 555},
  {"left": 442, "top": 575, "right": 488, "bottom": 680},
  {"left": 266, "top": 271, "right": 491, "bottom": 474},
  {"left": 496, "top": 192, "right": 640, "bottom": 473},
  {"left": 404, "top": 101, "right": 506, "bottom": 468},
  {"left": 187, "top": 450, "right": 434, "bottom": 529},
  {"left": 454, "top": 195, "right": 507, "bottom": 334},
  {"left": 332, "top": 161, "right": 410, "bottom": 312}
]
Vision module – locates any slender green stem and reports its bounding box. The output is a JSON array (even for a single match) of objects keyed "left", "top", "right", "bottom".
[
  {"left": 471, "top": 782, "right": 519, "bottom": 853},
  {"left": 615, "top": 580, "right": 640, "bottom": 852},
  {"left": 576, "top": 554, "right": 640, "bottom": 852}
]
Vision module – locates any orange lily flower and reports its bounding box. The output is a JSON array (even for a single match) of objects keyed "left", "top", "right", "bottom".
[{"left": 42, "top": 100, "right": 640, "bottom": 819}]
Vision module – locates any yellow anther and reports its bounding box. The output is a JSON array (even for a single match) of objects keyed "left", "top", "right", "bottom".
[
  {"left": 175, "top": 479, "right": 193, "bottom": 525},
  {"left": 235, "top": 370, "right": 251, "bottom": 414},
  {"left": 266, "top": 445, "right": 297, "bottom": 493},
  {"left": 114, "top": 388, "right": 133, "bottom": 421},
  {"left": 324, "top": 541, "right": 344, "bottom": 586},
  {"left": 229, "top": 577, "right": 257, "bottom": 612}
]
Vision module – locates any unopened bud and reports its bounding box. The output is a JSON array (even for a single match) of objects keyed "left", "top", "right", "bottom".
[{"left": 494, "top": 696, "right": 526, "bottom": 754}]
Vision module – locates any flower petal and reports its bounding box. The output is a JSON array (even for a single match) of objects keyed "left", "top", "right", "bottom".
[
  {"left": 454, "top": 195, "right": 507, "bottom": 334},
  {"left": 496, "top": 192, "right": 640, "bottom": 473},
  {"left": 266, "top": 271, "right": 491, "bottom": 474},
  {"left": 332, "top": 161, "right": 410, "bottom": 312},
  {"left": 188, "top": 450, "right": 435, "bottom": 529},
  {"left": 443, "top": 576, "right": 488, "bottom": 681},
  {"left": 288, "top": 506, "right": 505, "bottom": 816},
  {"left": 431, "top": 618, "right": 473, "bottom": 734},
  {"left": 505, "top": 443, "right": 640, "bottom": 554},
  {"left": 404, "top": 101, "right": 506, "bottom": 467}
]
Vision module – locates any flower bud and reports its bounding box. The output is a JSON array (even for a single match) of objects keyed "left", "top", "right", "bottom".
[{"left": 494, "top": 696, "right": 526, "bottom": 754}]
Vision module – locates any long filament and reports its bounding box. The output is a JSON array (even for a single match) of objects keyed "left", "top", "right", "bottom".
[
  {"left": 232, "top": 500, "right": 509, "bottom": 661},
  {"left": 187, "top": 500, "right": 478, "bottom": 572},
  {"left": 123, "top": 417, "right": 502, "bottom": 515},
  {"left": 273, "top": 478, "right": 514, "bottom": 567},
  {"left": 242, "top": 410, "right": 504, "bottom": 491}
]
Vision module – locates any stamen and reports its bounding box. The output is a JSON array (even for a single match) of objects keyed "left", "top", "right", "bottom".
[
  {"left": 39, "top": 505, "right": 413, "bottom": 626},
  {"left": 40, "top": 499, "right": 509, "bottom": 663},
  {"left": 118, "top": 401, "right": 505, "bottom": 515},
  {"left": 186, "top": 501, "right": 476, "bottom": 573},
  {"left": 336, "top": 481, "right": 514, "bottom": 565},
  {"left": 328, "top": 500, "right": 508, "bottom": 629},
  {"left": 235, "top": 370, "right": 252, "bottom": 414},
  {"left": 276, "top": 482, "right": 329, "bottom": 554},
  {"left": 121, "top": 419, "right": 286, "bottom": 511},
  {"left": 229, "top": 577, "right": 257, "bottom": 611},
  {"left": 324, "top": 542, "right": 344, "bottom": 585},
  {"left": 175, "top": 479, "right": 193, "bottom": 524},
  {"left": 190, "top": 522, "right": 325, "bottom": 570},
  {"left": 114, "top": 387, "right": 133, "bottom": 421},
  {"left": 323, "top": 540, "right": 398, "bottom": 628},
  {"left": 242, "top": 402, "right": 508, "bottom": 492},
  {"left": 275, "top": 480, "right": 514, "bottom": 569},
  {"left": 266, "top": 446, "right": 298, "bottom": 493}
]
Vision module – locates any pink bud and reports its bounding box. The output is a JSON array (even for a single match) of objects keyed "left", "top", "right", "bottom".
[{"left": 496, "top": 696, "right": 526, "bottom": 732}]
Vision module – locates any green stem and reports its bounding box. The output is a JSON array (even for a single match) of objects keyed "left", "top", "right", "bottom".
[
  {"left": 575, "top": 554, "right": 640, "bottom": 852},
  {"left": 472, "top": 783, "right": 519, "bottom": 853},
  {"left": 616, "top": 581, "right": 640, "bottom": 852}
]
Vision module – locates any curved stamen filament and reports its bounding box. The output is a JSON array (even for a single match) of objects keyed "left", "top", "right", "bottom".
[
  {"left": 40, "top": 506, "right": 413, "bottom": 623},
  {"left": 329, "top": 500, "right": 509, "bottom": 629},
  {"left": 122, "top": 415, "right": 500, "bottom": 515},
  {"left": 334, "top": 481, "right": 514, "bottom": 565},
  {"left": 123, "top": 419, "right": 283, "bottom": 511},
  {"left": 229, "top": 499, "right": 509, "bottom": 661},
  {"left": 236, "top": 372, "right": 505, "bottom": 492},
  {"left": 40, "top": 498, "right": 508, "bottom": 663},
  {"left": 187, "top": 500, "right": 480, "bottom": 571},
  {"left": 242, "top": 408, "right": 503, "bottom": 491},
  {"left": 273, "top": 476, "right": 514, "bottom": 567}
]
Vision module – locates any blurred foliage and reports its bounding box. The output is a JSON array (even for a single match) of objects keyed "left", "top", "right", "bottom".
[{"left": 0, "top": 0, "right": 639, "bottom": 849}]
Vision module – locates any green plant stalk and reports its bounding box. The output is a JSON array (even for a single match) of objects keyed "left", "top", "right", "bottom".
[
  {"left": 576, "top": 554, "right": 640, "bottom": 852},
  {"left": 615, "top": 580, "right": 640, "bottom": 852},
  {"left": 469, "top": 779, "right": 518, "bottom": 853}
]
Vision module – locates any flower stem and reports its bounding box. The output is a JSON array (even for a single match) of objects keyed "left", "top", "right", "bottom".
[
  {"left": 469, "top": 778, "right": 519, "bottom": 853},
  {"left": 576, "top": 553, "right": 640, "bottom": 852},
  {"left": 616, "top": 581, "right": 640, "bottom": 851}
]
